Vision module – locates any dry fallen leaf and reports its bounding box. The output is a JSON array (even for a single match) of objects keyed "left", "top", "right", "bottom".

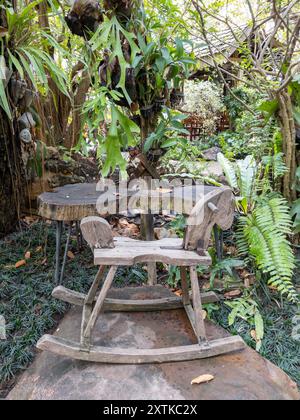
[
  {"left": 202, "top": 310, "right": 207, "bottom": 320},
  {"left": 15, "top": 260, "right": 26, "bottom": 269},
  {"left": 191, "top": 374, "right": 214, "bottom": 385},
  {"left": 67, "top": 251, "right": 75, "bottom": 259},
  {"left": 202, "top": 281, "right": 211, "bottom": 290},
  {"left": 36, "top": 246, "right": 43, "bottom": 253},
  {"left": 174, "top": 289, "right": 182, "bottom": 297},
  {"left": 23, "top": 216, "right": 37, "bottom": 225},
  {"left": 25, "top": 251, "right": 31, "bottom": 260},
  {"left": 34, "top": 304, "right": 42, "bottom": 315},
  {"left": 251, "top": 330, "right": 258, "bottom": 342},
  {"left": 0, "top": 27, "right": 8, "bottom": 37},
  {"left": 224, "top": 289, "right": 242, "bottom": 299}
]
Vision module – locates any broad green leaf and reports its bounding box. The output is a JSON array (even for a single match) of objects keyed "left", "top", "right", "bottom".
[
  {"left": 0, "top": 77, "right": 12, "bottom": 119},
  {"left": 7, "top": 49, "right": 24, "bottom": 78},
  {"left": 258, "top": 100, "right": 279, "bottom": 117},
  {"left": 254, "top": 311, "right": 264, "bottom": 341},
  {"left": 217, "top": 152, "right": 238, "bottom": 189},
  {"left": 16, "top": 51, "right": 37, "bottom": 89}
]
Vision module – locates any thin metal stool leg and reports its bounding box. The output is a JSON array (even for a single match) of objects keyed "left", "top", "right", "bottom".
[
  {"left": 59, "top": 223, "right": 72, "bottom": 285},
  {"left": 55, "top": 221, "right": 63, "bottom": 284},
  {"left": 75, "top": 221, "right": 83, "bottom": 251}
]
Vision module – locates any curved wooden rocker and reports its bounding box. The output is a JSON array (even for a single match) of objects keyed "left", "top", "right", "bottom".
[{"left": 37, "top": 186, "right": 245, "bottom": 363}]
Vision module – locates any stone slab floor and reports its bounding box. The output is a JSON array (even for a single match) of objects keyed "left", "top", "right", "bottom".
[{"left": 7, "top": 286, "right": 300, "bottom": 400}]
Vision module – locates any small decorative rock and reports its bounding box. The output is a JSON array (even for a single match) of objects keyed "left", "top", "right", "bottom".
[
  {"left": 19, "top": 129, "right": 32, "bottom": 144},
  {"left": 202, "top": 147, "right": 222, "bottom": 161},
  {"left": 18, "top": 112, "right": 36, "bottom": 130}
]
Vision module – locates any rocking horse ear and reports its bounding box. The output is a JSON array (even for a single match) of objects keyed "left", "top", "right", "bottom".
[{"left": 81, "top": 216, "right": 115, "bottom": 249}]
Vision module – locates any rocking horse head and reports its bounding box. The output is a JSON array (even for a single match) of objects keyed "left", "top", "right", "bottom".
[{"left": 80, "top": 216, "right": 115, "bottom": 249}]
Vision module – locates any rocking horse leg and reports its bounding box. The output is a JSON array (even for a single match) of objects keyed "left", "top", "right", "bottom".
[
  {"left": 180, "top": 267, "right": 190, "bottom": 306},
  {"left": 86, "top": 266, "right": 107, "bottom": 305},
  {"left": 190, "top": 266, "right": 207, "bottom": 344},
  {"left": 147, "top": 263, "right": 157, "bottom": 286},
  {"left": 80, "top": 266, "right": 107, "bottom": 348},
  {"left": 81, "top": 266, "right": 118, "bottom": 350}
]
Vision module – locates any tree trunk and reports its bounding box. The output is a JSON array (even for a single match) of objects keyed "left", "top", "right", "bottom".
[
  {"left": 139, "top": 115, "right": 159, "bottom": 285},
  {"left": 140, "top": 115, "right": 156, "bottom": 241},
  {"left": 277, "top": 91, "right": 297, "bottom": 202},
  {"left": 64, "top": 69, "right": 91, "bottom": 149},
  {"left": 0, "top": 110, "right": 24, "bottom": 237},
  {"left": 36, "top": 3, "right": 90, "bottom": 149},
  {"left": 0, "top": 4, "right": 24, "bottom": 237}
]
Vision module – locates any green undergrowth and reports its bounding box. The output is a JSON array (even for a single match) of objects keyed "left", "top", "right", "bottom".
[
  {"left": 209, "top": 291, "right": 300, "bottom": 387},
  {"left": 0, "top": 221, "right": 145, "bottom": 395}
]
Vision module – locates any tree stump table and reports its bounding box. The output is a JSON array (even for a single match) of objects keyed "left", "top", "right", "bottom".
[
  {"left": 39, "top": 183, "right": 101, "bottom": 284},
  {"left": 38, "top": 182, "right": 230, "bottom": 284}
]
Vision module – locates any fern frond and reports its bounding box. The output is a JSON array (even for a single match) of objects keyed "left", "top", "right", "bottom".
[
  {"left": 236, "top": 198, "right": 298, "bottom": 302},
  {"left": 236, "top": 155, "right": 257, "bottom": 202},
  {"left": 217, "top": 153, "right": 238, "bottom": 189}
]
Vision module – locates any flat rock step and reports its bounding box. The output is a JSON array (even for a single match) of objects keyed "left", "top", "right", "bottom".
[{"left": 7, "top": 286, "right": 300, "bottom": 400}]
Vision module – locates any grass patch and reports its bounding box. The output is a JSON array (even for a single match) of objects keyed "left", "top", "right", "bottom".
[
  {"left": 210, "top": 294, "right": 300, "bottom": 387},
  {"left": 0, "top": 221, "right": 145, "bottom": 396}
]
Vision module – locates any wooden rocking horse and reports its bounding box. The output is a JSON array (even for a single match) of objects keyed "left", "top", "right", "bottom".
[{"left": 37, "top": 186, "right": 245, "bottom": 363}]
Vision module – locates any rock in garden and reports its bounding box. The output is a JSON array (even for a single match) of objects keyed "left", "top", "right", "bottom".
[{"left": 201, "top": 147, "right": 222, "bottom": 161}]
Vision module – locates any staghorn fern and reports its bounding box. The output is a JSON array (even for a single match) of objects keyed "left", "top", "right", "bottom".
[{"left": 236, "top": 198, "right": 298, "bottom": 302}]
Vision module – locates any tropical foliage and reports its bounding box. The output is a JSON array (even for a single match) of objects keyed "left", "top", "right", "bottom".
[
  {"left": 0, "top": 1, "right": 69, "bottom": 119},
  {"left": 0, "top": 0, "right": 300, "bottom": 394},
  {"left": 182, "top": 80, "right": 224, "bottom": 136}
]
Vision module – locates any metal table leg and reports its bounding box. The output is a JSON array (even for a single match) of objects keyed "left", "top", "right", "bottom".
[
  {"left": 59, "top": 223, "right": 72, "bottom": 285},
  {"left": 55, "top": 221, "right": 63, "bottom": 284},
  {"left": 75, "top": 221, "right": 83, "bottom": 251}
]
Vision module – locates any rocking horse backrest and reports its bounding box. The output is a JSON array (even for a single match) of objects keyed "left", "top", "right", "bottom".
[
  {"left": 81, "top": 216, "right": 115, "bottom": 249},
  {"left": 183, "top": 187, "right": 235, "bottom": 253}
]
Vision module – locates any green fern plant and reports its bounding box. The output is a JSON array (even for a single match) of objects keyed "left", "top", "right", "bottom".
[
  {"left": 262, "top": 152, "right": 287, "bottom": 180},
  {"left": 236, "top": 197, "right": 298, "bottom": 302},
  {"left": 217, "top": 152, "right": 257, "bottom": 213}
]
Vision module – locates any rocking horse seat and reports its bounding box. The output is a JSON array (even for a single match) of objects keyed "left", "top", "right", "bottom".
[
  {"left": 37, "top": 186, "right": 246, "bottom": 363},
  {"left": 94, "top": 243, "right": 211, "bottom": 266},
  {"left": 114, "top": 236, "right": 183, "bottom": 249}
]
